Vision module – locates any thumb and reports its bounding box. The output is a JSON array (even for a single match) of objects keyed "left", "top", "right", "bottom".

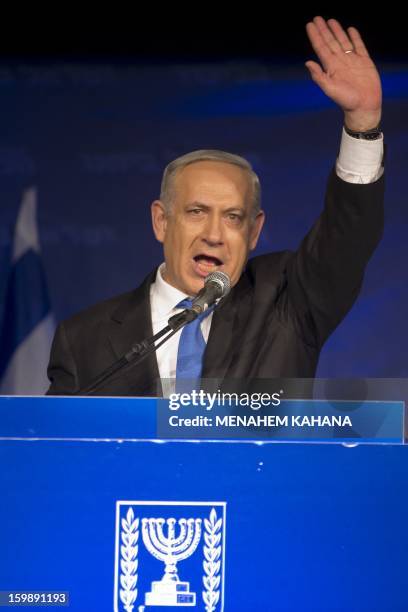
[{"left": 305, "top": 60, "right": 324, "bottom": 81}]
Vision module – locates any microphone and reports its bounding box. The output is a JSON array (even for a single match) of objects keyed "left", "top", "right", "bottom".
[
  {"left": 191, "top": 271, "right": 231, "bottom": 314},
  {"left": 167, "top": 271, "right": 231, "bottom": 332}
]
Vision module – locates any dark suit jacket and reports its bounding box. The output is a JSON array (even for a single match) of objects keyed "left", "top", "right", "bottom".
[{"left": 47, "top": 169, "right": 384, "bottom": 396}]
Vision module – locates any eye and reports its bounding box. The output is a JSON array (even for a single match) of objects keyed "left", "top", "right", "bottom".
[
  {"left": 188, "top": 208, "right": 204, "bottom": 215},
  {"left": 226, "top": 213, "right": 243, "bottom": 225}
]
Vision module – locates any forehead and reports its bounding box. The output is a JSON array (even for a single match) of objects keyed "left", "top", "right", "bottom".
[{"left": 172, "top": 161, "right": 252, "bottom": 206}]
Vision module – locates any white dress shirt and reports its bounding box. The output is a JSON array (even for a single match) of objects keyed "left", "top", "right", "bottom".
[{"left": 150, "top": 129, "right": 384, "bottom": 381}]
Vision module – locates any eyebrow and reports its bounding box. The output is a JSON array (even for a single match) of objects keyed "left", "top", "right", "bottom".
[{"left": 187, "top": 201, "right": 247, "bottom": 213}]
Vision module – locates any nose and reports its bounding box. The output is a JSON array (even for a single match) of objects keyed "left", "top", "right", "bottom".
[{"left": 202, "top": 212, "right": 224, "bottom": 246}]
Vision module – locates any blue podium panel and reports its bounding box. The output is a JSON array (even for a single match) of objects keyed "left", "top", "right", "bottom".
[{"left": 1, "top": 397, "right": 407, "bottom": 612}]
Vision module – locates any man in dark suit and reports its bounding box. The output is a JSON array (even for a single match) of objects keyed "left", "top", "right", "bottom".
[{"left": 47, "top": 16, "right": 384, "bottom": 396}]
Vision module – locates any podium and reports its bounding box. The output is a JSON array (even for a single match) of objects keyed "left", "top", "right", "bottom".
[{"left": 1, "top": 396, "right": 408, "bottom": 611}]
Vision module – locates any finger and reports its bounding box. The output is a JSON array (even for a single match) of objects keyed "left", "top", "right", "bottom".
[
  {"left": 326, "top": 18, "right": 354, "bottom": 53},
  {"left": 306, "top": 21, "right": 333, "bottom": 72},
  {"left": 313, "top": 15, "right": 343, "bottom": 55},
  {"left": 347, "top": 26, "right": 370, "bottom": 57}
]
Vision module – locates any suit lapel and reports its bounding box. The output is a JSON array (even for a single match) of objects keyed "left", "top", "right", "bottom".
[{"left": 107, "top": 269, "right": 162, "bottom": 396}]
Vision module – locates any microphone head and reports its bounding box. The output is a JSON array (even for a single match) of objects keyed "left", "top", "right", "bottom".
[{"left": 204, "top": 270, "right": 231, "bottom": 298}]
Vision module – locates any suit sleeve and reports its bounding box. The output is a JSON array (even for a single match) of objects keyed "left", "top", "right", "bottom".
[
  {"left": 287, "top": 168, "right": 384, "bottom": 348},
  {"left": 46, "top": 322, "right": 79, "bottom": 395}
]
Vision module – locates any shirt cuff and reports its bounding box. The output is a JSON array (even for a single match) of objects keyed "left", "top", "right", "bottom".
[{"left": 336, "top": 127, "right": 384, "bottom": 184}]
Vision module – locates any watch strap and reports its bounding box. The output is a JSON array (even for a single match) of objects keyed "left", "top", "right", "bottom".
[{"left": 344, "top": 124, "right": 382, "bottom": 140}]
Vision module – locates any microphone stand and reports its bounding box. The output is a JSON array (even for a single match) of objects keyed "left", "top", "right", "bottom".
[{"left": 76, "top": 308, "right": 198, "bottom": 395}]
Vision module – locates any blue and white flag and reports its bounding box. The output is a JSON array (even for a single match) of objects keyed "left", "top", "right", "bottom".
[{"left": 0, "top": 188, "right": 55, "bottom": 394}]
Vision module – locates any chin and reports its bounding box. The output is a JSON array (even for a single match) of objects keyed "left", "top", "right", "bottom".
[{"left": 188, "top": 279, "right": 205, "bottom": 296}]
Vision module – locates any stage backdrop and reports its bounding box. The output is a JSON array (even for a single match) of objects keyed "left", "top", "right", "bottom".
[{"left": 1, "top": 60, "right": 407, "bottom": 378}]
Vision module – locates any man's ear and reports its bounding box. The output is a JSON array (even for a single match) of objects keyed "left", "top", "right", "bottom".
[
  {"left": 151, "top": 200, "right": 168, "bottom": 243},
  {"left": 249, "top": 210, "right": 265, "bottom": 250}
]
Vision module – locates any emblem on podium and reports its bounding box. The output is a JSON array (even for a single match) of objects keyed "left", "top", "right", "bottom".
[{"left": 114, "top": 501, "right": 226, "bottom": 612}]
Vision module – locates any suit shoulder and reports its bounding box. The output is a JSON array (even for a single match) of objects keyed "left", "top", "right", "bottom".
[
  {"left": 60, "top": 288, "right": 139, "bottom": 332},
  {"left": 247, "top": 251, "right": 294, "bottom": 276},
  {"left": 243, "top": 251, "right": 294, "bottom": 295}
]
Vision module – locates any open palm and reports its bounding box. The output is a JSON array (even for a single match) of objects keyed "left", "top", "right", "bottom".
[{"left": 305, "top": 17, "right": 382, "bottom": 129}]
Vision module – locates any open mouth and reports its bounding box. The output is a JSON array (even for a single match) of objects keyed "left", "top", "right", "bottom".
[
  {"left": 193, "top": 254, "right": 223, "bottom": 266},
  {"left": 192, "top": 254, "right": 224, "bottom": 277}
]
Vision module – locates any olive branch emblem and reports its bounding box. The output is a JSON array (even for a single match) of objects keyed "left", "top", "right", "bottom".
[
  {"left": 202, "top": 508, "right": 222, "bottom": 612},
  {"left": 119, "top": 507, "right": 139, "bottom": 611}
]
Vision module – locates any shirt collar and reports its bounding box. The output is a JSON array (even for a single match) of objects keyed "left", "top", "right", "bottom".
[{"left": 150, "top": 263, "right": 190, "bottom": 320}]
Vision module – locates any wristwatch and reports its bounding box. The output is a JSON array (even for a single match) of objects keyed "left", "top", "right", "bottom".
[{"left": 344, "top": 124, "right": 382, "bottom": 140}]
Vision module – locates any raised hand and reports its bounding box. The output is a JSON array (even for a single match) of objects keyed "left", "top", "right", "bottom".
[{"left": 305, "top": 16, "right": 382, "bottom": 131}]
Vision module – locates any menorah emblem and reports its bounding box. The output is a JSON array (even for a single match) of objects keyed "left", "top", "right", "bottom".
[{"left": 141, "top": 516, "right": 202, "bottom": 606}]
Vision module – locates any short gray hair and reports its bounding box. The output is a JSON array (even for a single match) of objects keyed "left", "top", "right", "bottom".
[{"left": 160, "top": 149, "right": 261, "bottom": 218}]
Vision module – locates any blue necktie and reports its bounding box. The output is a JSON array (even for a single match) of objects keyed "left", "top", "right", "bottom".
[{"left": 175, "top": 299, "right": 214, "bottom": 390}]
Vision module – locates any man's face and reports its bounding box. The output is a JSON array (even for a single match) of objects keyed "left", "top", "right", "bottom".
[{"left": 151, "top": 161, "right": 265, "bottom": 296}]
